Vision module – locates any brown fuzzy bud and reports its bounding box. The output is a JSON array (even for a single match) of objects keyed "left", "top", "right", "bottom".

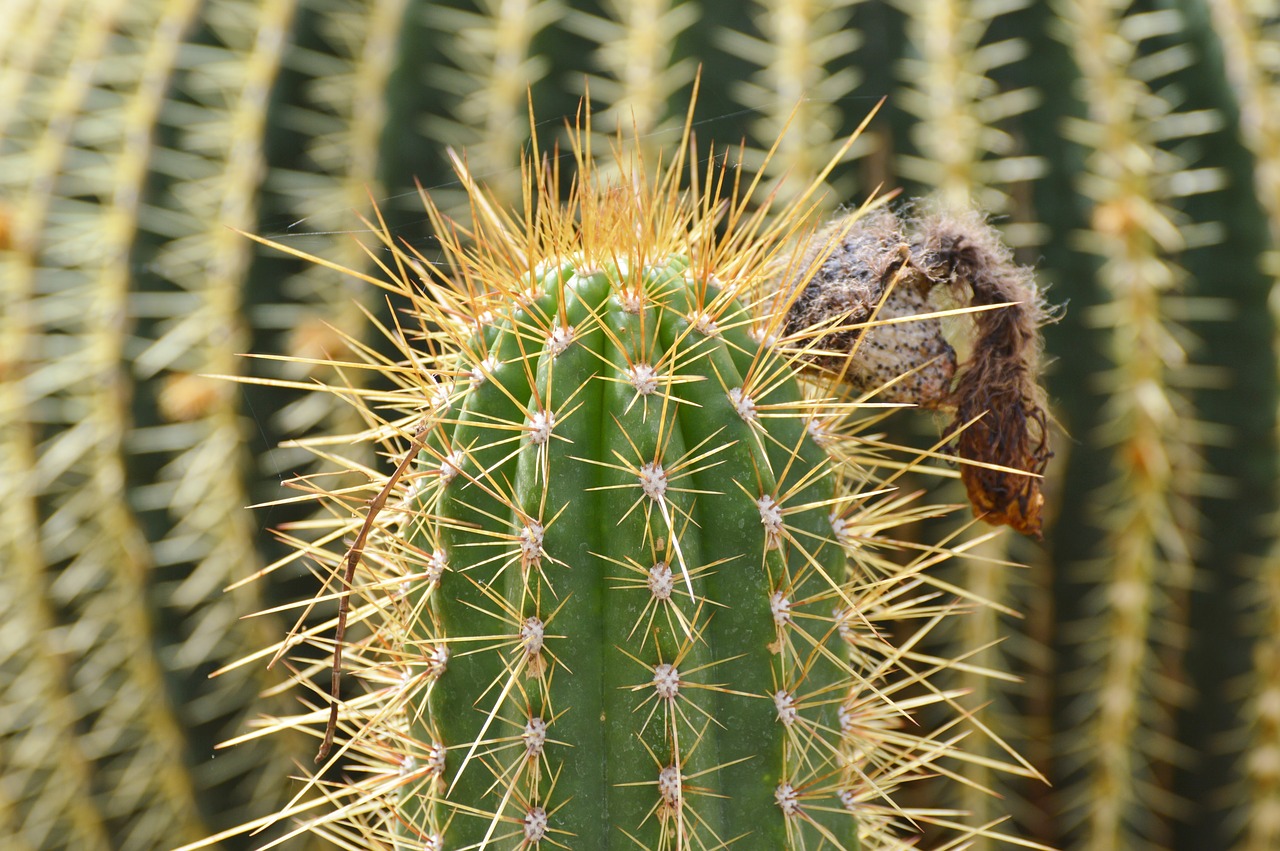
[
  {"left": 916, "top": 208, "right": 1053, "bottom": 538},
  {"left": 780, "top": 209, "right": 957, "bottom": 407},
  {"left": 782, "top": 204, "right": 1053, "bottom": 537}
]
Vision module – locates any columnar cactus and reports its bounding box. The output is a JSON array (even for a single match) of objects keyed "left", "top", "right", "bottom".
[
  {"left": 228, "top": 114, "right": 1040, "bottom": 851},
  {"left": 405, "top": 255, "right": 852, "bottom": 847}
]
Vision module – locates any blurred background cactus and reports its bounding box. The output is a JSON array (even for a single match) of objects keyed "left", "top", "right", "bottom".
[{"left": 1, "top": 0, "right": 1278, "bottom": 849}]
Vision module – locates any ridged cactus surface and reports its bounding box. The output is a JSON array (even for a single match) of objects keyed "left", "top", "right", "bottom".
[
  {"left": 408, "top": 252, "right": 857, "bottom": 849},
  {"left": 211, "top": 124, "right": 1044, "bottom": 850},
  {"left": 5, "top": 1, "right": 1280, "bottom": 850}
]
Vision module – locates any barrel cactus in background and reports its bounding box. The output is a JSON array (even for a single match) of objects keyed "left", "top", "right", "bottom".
[
  {"left": 0, "top": 1, "right": 377, "bottom": 847},
  {"left": 4, "top": 1, "right": 1280, "bottom": 850}
]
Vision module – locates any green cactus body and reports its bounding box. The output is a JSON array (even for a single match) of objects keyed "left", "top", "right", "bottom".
[
  {"left": 399, "top": 247, "right": 855, "bottom": 849},
  {"left": 171, "top": 107, "right": 1044, "bottom": 850}
]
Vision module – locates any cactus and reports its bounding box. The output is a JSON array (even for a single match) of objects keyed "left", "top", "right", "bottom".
[
  {"left": 198, "top": 106, "right": 1050, "bottom": 849},
  {"left": 7, "top": 1, "right": 1280, "bottom": 849},
  {"left": 405, "top": 234, "right": 853, "bottom": 849},
  {"left": 0, "top": 1, "right": 395, "bottom": 846}
]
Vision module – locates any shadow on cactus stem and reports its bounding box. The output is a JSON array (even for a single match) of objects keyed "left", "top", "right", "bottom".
[{"left": 179, "top": 97, "right": 1053, "bottom": 851}]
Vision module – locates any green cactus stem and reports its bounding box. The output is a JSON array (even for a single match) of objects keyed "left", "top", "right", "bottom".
[
  {"left": 401, "top": 248, "right": 858, "bottom": 847},
  {"left": 195, "top": 106, "right": 1041, "bottom": 851}
]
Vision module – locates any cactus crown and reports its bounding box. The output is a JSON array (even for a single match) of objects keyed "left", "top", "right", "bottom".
[{"left": 201, "top": 108, "right": 1041, "bottom": 851}]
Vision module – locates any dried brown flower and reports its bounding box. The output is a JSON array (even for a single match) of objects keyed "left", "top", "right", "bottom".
[
  {"left": 781, "top": 204, "right": 1053, "bottom": 538},
  {"left": 916, "top": 208, "right": 1052, "bottom": 538},
  {"left": 780, "top": 209, "right": 958, "bottom": 406}
]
